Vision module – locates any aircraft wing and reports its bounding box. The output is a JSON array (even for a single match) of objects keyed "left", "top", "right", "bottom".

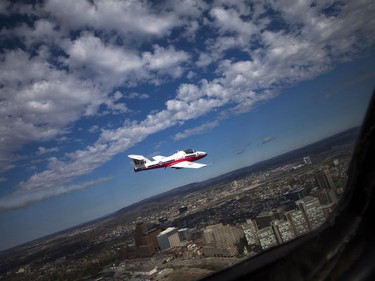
[
  {"left": 170, "top": 161, "right": 207, "bottom": 169},
  {"left": 152, "top": 155, "right": 165, "bottom": 161}
]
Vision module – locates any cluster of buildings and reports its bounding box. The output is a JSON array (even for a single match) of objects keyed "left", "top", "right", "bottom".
[
  {"left": 124, "top": 222, "right": 194, "bottom": 258},
  {"left": 243, "top": 195, "right": 326, "bottom": 251},
  {"left": 2, "top": 153, "right": 351, "bottom": 281},
  {"left": 242, "top": 168, "right": 340, "bottom": 251},
  {"left": 124, "top": 168, "right": 341, "bottom": 259}
]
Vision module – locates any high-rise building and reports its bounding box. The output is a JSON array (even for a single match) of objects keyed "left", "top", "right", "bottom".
[
  {"left": 134, "top": 222, "right": 160, "bottom": 249},
  {"left": 231, "top": 180, "right": 238, "bottom": 188},
  {"left": 257, "top": 226, "right": 278, "bottom": 250},
  {"left": 285, "top": 209, "right": 309, "bottom": 237},
  {"left": 315, "top": 170, "right": 336, "bottom": 191},
  {"left": 271, "top": 220, "right": 296, "bottom": 244},
  {"left": 303, "top": 156, "right": 312, "bottom": 164},
  {"left": 178, "top": 228, "right": 191, "bottom": 241},
  {"left": 202, "top": 223, "right": 244, "bottom": 257},
  {"left": 315, "top": 189, "right": 337, "bottom": 205},
  {"left": 157, "top": 227, "right": 181, "bottom": 251},
  {"left": 134, "top": 221, "right": 148, "bottom": 248},
  {"left": 125, "top": 222, "right": 160, "bottom": 258},
  {"left": 296, "top": 196, "right": 326, "bottom": 231},
  {"left": 242, "top": 219, "right": 259, "bottom": 246}
]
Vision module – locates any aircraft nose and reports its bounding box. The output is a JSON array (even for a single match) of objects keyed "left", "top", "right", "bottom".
[{"left": 198, "top": 151, "right": 207, "bottom": 157}]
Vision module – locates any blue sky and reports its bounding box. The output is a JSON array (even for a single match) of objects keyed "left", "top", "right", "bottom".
[{"left": 0, "top": 0, "right": 375, "bottom": 251}]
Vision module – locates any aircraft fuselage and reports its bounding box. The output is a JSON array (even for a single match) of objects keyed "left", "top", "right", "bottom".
[{"left": 128, "top": 149, "right": 207, "bottom": 172}]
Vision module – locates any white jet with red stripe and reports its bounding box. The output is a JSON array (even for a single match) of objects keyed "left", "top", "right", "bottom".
[{"left": 128, "top": 148, "right": 207, "bottom": 172}]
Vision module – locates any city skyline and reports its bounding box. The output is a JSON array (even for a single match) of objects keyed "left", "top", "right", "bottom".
[{"left": 1, "top": 0, "right": 375, "bottom": 251}]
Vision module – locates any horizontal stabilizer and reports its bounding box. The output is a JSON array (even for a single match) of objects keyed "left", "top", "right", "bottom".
[
  {"left": 170, "top": 161, "right": 207, "bottom": 169},
  {"left": 128, "top": 154, "right": 145, "bottom": 160}
]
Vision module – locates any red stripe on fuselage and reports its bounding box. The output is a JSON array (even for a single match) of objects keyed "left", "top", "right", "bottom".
[{"left": 165, "top": 154, "right": 205, "bottom": 167}]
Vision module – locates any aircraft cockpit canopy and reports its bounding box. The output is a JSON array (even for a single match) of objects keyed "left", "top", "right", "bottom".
[{"left": 183, "top": 149, "right": 195, "bottom": 154}]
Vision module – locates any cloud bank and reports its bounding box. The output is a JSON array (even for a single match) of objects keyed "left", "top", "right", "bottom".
[{"left": 1, "top": 0, "right": 374, "bottom": 209}]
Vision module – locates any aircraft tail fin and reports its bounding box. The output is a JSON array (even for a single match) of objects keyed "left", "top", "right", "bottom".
[{"left": 128, "top": 154, "right": 151, "bottom": 171}]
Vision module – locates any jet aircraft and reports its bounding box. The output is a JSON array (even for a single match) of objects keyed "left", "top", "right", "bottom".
[{"left": 128, "top": 149, "right": 207, "bottom": 172}]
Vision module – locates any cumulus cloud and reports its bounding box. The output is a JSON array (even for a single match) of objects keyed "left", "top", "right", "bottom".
[
  {"left": 143, "top": 45, "right": 190, "bottom": 78},
  {"left": 209, "top": 6, "right": 257, "bottom": 38},
  {"left": 0, "top": 48, "right": 104, "bottom": 171},
  {"left": 1, "top": 0, "right": 375, "bottom": 209},
  {"left": 64, "top": 33, "right": 191, "bottom": 86},
  {"left": 125, "top": 92, "right": 150, "bottom": 100},
  {"left": 0, "top": 33, "right": 190, "bottom": 173},
  {"left": 43, "top": 0, "right": 207, "bottom": 42}
]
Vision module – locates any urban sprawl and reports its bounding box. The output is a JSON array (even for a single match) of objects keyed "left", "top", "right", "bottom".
[{"left": 1, "top": 143, "right": 353, "bottom": 281}]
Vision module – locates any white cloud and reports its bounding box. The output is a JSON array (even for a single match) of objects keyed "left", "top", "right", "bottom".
[
  {"left": 36, "top": 147, "right": 59, "bottom": 155},
  {"left": 174, "top": 120, "right": 220, "bottom": 140},
  {"left": 15, "top": 71, "right": 265, "bottom": 193},
  {"left": 0, "top": 49, "right": 104, "bottom": 171},
  {"left": 64, "top": 34, "right": 191, "bottom": 86},
  {"left": 0, "top": 33, "right": 191, "bottom": 172},
  {"left": 17, "top": 82, "right": 232, "bottom": 192},
  {"left": 44, "top": 0, "right": 183, "bottom": 40},
  {"left": 125, "top": 92, "right": 150, "bottom": 100},
  {"left": 88, "top": 125, "right": 99, "bottom": 134},
  {"left": 17, "top": 109, "right": 178, "bottom": 192},
  {"left": 0, "top": 177, "right": 112, "bottom": 211},
  {"left": 64, "top": 33, "right": 145, "bottom": 85},
  {"left": 102, "top": 96, "right": 128, "bottom": 115},
  {"left": 196, "top": 52, "right": 215, "bottom": 67},
  {"left": 176, "top": 83, "right": 202, "bottom": 102},
  {"left": 209, "top": 6, "right": 257, "bottom": 37},
  {"left": 9, "top": 19, "right": 60, "bottom": 48},
  {"left": 143, "top": 45, "right": 190, "bottom": 78}
]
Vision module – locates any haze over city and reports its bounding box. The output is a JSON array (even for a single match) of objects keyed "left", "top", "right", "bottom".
[{"left": 1, "top": 0, "right": 375, "bottom": 252}]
